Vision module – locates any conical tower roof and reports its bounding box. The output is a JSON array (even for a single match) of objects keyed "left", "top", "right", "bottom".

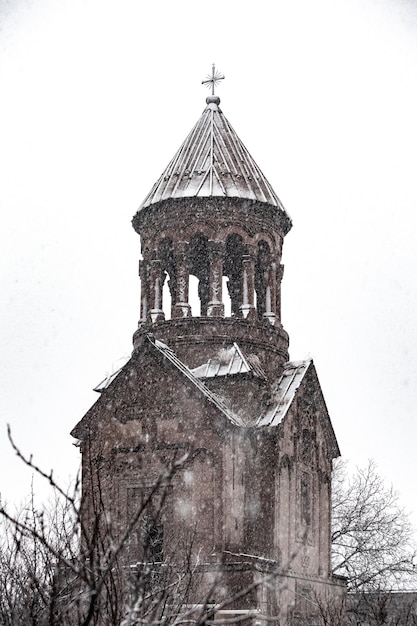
[{"left": 138, "top": 95, "right": 287, "bottom": 213}]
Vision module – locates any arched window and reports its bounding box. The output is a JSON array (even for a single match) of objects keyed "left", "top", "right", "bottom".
[
  {"left": 189, "top": 234, "right": 209, "bottom": 316},
  {"left": 158, "top": 238, "right": 175, "bottom": 319},
  {"left": 300, "top": 472, "right": 312, "bottom": 528},
  {"left": 188, "top": 275, "right": 199, "bottom": 316},
  {"left": 224, "top": 234, "right": 245, "bottom": 317},
  {"left": 255, "top": 240, "right": 271, "bottom": 319},
  {"left": 141, "top": 511, "right": 164, "bottom": 563}
]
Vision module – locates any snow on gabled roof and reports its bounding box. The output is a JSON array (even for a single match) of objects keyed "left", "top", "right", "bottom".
[
  {"left": 257, "top": 359, "right": 312, "bottom": 427},
  {"left": 147, "top": 335, "right": 244, "bottom": 427},
  {"left": 93, "top": 357, "right": 130, "bottom": 392},
  {"left": 137, "top": 95, "right": 290, "bottom": 223},
  {"left": 190, "top": 343, "right": 267, "bottom": 381},
  {"left": 94, "top": 369, "right": 120, "bottom": 392}
]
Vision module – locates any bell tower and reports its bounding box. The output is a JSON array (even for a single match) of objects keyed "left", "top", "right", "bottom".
[
  {"left": 72, "top": 70, "right": 345, "bottom": 625},
  {"left": 132, "top": 87, "right": 291, "bottom": 378}
]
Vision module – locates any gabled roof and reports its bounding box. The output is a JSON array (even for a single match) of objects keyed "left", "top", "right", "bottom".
[
  {"left": 137, "top": 96, "right": 288, "bottom": 214},
  {"left": 257, "top": 360, "right": 311, "bottom": 427},
  {"left": 74, "top": 339, "right": 339, "bottom": 458},
  {"left": 91, "top": 335, "right": 242, "bottom": 426},
  {"left": 190, "top": 343, "right": 267, "bottom": 381},
  {"left": 147, "top": 335, "right": 244, "bottom": 426},
  {"left": 257, "top": 358, "right": 340, "bottom": 458},
  {"left": 71, "top": 335, "right": 245, "bottom": 440}
]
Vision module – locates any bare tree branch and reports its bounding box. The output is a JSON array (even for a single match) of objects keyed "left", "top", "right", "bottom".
[{"left": 332, "top": 459, "right": 417, "bottom": 593}]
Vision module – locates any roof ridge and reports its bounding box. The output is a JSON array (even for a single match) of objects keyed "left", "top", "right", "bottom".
[{"left": 147, "top": 335, "right": 243, "bottom": 426}]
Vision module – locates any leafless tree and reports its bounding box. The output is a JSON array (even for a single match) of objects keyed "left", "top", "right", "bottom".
[
  {"left": 331, "top": 459, "right": 417, "bottom": 625},
  {"left": 10, "top": 439, "right": 415, "bottom": 624},
  {"left": 0, "top": 428, "right": 208, "bottom": 625},
  {"left": 312, "top": 589, "right": 346, "bottom": 626},
  {"left": 345, "top": 589, "right": 417, "bottom": 626},
  {"left": 0, "top": 485, "right": 78, "bottom": 624},
  {"left": 0, "top": 428, "right": 295, "bottom": 626},
  {"left": 331, "top": 459, "right": 417, "bottom": 592}
]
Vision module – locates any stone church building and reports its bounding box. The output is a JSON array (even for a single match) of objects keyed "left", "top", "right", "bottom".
[{"left": 71, "top": 78, "right": 345, "bottom": 624}]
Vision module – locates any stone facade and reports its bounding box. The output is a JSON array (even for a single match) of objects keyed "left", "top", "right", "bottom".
[{"left": 71, "top": 92, "right": 346, "bottom": 624}]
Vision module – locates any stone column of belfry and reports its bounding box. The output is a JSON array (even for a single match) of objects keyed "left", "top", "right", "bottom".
[
  {"left": 239, "top": 254, "right": 257, "bottom": 320},
  {"left": 276, "top": 263, "right": 284, "bottom": 325},
  {"left": 172, "top": 242, "right": 192, "bottom": 318},
  {"left": 263, "top": 261, "right": 278, "bottom": 325},
  {"left": 149, "top": 259, "right": 165, "bottom": 323},
  {"left": 207, "top": 241, "right": 225, "bottom": 317},
  {"left": 138, "top": 258, "right": 150, "bottom": 322}
]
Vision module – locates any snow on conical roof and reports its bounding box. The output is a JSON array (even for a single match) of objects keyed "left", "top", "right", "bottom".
[{"left": 138, "top": 95, "right": 286, "bottom": 211}]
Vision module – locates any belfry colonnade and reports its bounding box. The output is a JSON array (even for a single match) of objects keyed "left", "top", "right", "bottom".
[
  {"left": 138, "top": 230, "right": 284, "bottom": 327},
  {"left": 130, "top": 84, "right": 292, "bottom": 336}
]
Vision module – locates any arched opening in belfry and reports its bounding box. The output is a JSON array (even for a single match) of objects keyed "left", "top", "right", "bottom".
[
  {"left": 224, "top": 234, "right": 245, "bottom": 317},
  {"left": 158, "top": 238, "right": 175, "bottom": 319},
  {"left": 189, "top": 275, "right": 199, "bottom": 316},
  {"left": 255, "top": 240, "right": 271, "bottom": 320},
  {"left": 162, "top": 280, "right": 172, "bottom": 319},
  {"left": 222, "top": 276, "right": 231, "bottom": 316},
  {"left": 189, "top": 233, "right": 209, "bottom": 316}
]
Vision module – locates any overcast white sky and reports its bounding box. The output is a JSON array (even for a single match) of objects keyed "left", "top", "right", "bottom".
[{"left": 1, "top": 0, "right": 417, "bottom": 528}]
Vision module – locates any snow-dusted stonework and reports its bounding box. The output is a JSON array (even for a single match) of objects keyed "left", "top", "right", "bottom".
[{"left": 72, "top": 95, "right": 345, "bottom": 625}]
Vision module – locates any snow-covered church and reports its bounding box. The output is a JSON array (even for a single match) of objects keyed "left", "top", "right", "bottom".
[{"left": 71, "top": 70, "right": 346, "bottom": 625}]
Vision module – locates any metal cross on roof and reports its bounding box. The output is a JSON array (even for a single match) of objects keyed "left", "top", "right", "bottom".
[{"left": 202, "top": 64, "right": 225, "bottom": 95}]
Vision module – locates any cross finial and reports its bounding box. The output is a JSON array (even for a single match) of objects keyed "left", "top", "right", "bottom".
[{"left": 202, "top": 63, "right": 225, "bottom": 96}]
